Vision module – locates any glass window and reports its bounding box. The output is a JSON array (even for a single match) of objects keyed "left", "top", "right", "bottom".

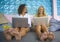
[{"left": 57, "top": 0, "right": 60, "bottom": 15}]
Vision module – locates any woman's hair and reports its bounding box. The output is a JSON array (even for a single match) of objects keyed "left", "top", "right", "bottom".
[
  {"left": 18, "top": 4, "right": 27, "bottom": 15},
  {"left": 37, "top": 6, "right": 46, "bottom": 17}
]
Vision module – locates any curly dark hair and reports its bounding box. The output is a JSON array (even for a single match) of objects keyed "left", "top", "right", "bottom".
[{"left": 18, "top": 4, "right": 27, "bottom": 15}]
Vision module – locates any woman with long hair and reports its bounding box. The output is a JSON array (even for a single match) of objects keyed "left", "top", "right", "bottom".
[{"left": 33, "top": 6, "right": 55, "bottom": 41}]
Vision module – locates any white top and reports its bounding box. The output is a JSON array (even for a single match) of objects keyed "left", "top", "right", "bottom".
[{"left": 13, "top": 14, "right": 31, "bottom": 27}]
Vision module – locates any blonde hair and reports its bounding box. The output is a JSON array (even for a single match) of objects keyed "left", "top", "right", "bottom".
[{"left": 37, "top": 6, "right": 46, "bottom": 17}]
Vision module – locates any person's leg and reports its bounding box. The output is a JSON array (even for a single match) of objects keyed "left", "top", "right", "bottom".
[
  {"left": 15, "top": 28, "right": 29, "bottom": 42},
  {"left": 41, "top": 24, "right": 55, "bottom": 40},
  {"left": 25, "top": 27, "right": 30, "bottom": 33},
  {"left": 12, "top": 28, "right": 21, "bottom": 41},
  {"left": 40, "top": 32, "right": 48, "bottom": 41},
  {"left": 14, "top": 32, "right": 21, "bottom": 41},
  {"left": 48, "top": 32, "right": 55, "bottom": 40},
  {"left": 4, "top": 30, "right": 12, "bottom": 42},
  {"left": 20, "top": 28, "right": 30, "bottom": 38},
  {"left": 35, "top": 25, "right": 42, "bottom": 40},
  {"left": 41, "top": 24, "right": 48, "bottom": 41},
  {"left": 41, "top": 24, "right": 48, "bottom": 32}
]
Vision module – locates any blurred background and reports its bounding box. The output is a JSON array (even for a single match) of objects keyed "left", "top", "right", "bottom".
[
  {"left": 0, "top": 0, "right": 54, "bottom": 15},
  {"left": 0, "top": 0, "right": 60, "bottom": 16}
]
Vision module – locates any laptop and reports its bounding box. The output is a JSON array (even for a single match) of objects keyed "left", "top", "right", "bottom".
[
  {"left": 12, "top": 17, "right": 29, "bottom": 28},
  {"left": 32, "top": 17, "right": 48, "bottom": 26}
]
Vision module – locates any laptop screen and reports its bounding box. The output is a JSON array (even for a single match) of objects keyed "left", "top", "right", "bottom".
[{"left": 12, "top": 17, "right": 29, "bottom": 28}]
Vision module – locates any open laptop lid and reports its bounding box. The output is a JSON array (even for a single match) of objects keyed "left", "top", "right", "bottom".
[
  {"left": 12, "top": 17, "right": 29, "bottom": 28},
  {"left": 33, "top": 17, "right": 48, "bottom": 26}
]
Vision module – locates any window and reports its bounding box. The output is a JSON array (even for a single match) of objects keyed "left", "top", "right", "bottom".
[{"left": 57, "top": 0, "right": 60, "bottom": 15}]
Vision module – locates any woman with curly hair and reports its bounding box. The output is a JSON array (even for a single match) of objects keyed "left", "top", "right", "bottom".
[{"left": 4, "top": 4, "right": 31, "bottom": 42}]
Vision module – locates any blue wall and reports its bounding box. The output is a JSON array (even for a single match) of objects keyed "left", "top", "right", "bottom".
[
  {"left": 57, "top": 0, "right": 60, "bottom": 15},
  {"left": 0, "top": 0, "right": 52, "bottom": 15}
]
